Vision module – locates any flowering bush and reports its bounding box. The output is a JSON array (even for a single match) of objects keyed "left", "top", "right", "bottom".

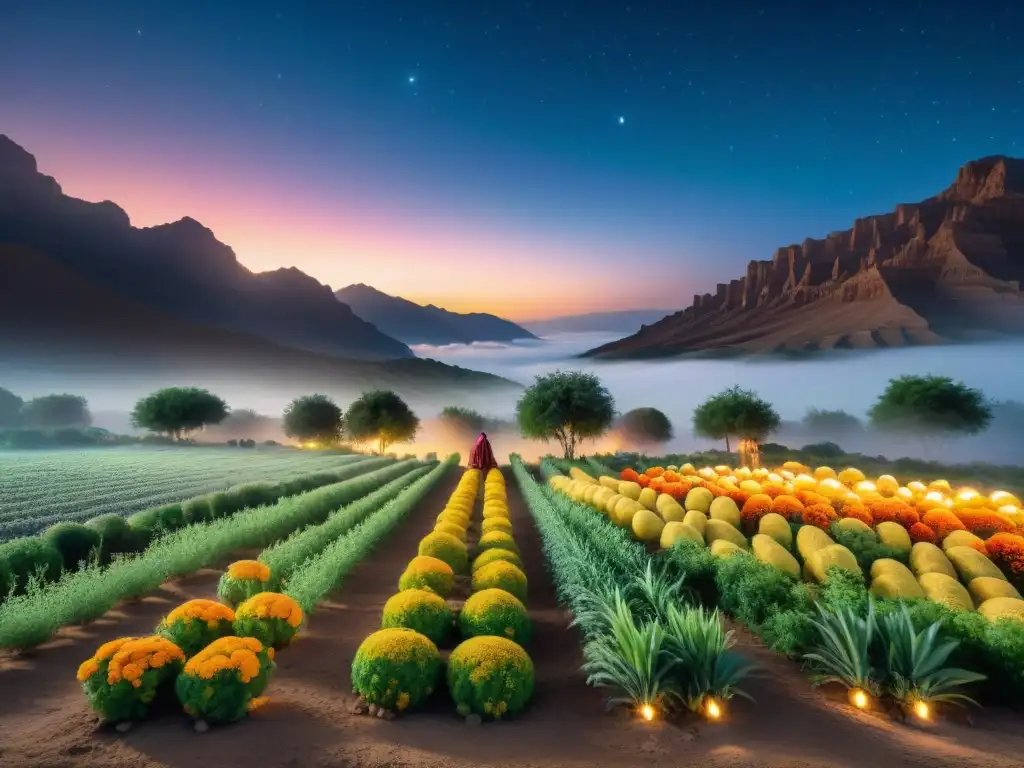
[
  {"left": 481, "top": 517, "right": 513, "bottom": 535},
  {"left": 985, "top": 533, "right": 1024, "bottom": 580},
  {"left": 803, "top": 503, "right": 839, "bottom": 531},
  {"left": 434, "top": 521, "right": 467, "bottom": 541},
  {"left": 471, "top": 560, "right": 528, "bottom": 603},
  {"left": 471, "top": 547, "right": 523, "bottom": 573},
  {"left": 635, "top": 473, "right": 651, "bottom": 488},
  {"left": 921, "top": 509, "right": 967, "bottom": 541},
  {"left": 77, "top": 636, "right": 185, "bottom": 723},
  {"left": 908, "top": 522, "right": 938, "bottom": 544},
  {"left": 217, "top": 560, "right": 273, "bottom": 607},
  {"left": 176, "top": 636, "right": 275, "bottom": 724},
  {"left": 459, "top": 588, "right": 531, "bottom": 643},
  {"left": 957, "top": 510, "right": 1017, "bottom": 538},
  {"left": 662, "top": 470, "right": 682, "bottom": 483},
  {"left": 476, "top": 530, "right": 518, "bottom": 555},
  {"left": 740, "top": 494, "right": 774, "bottom": 531},
  {"left": 233, "top": 592, "right": 303, "bottom": 649},
  {"left": 770, "top": 494, "right": 805, "bottom": 521},
  {"left": 483, "top": 501, "right": 509, "bottom": 520},
  {"left": 645, "top": 467, "right": 665, "bottom": 479},
  {"left": 868, "top": 498, "right": 909, "bottom": 525},
  {"left": 156, "top": 599, "right": 236, "bottom": 657},
  {"left": 381, "top": 588, "right": 453, "bottom": 645},
  {"left": 760, "top": 482, "right": 788, "bottom": 499},
  {"left": 794, "top": 490, "right": 830, "bottom": 507},
  {"left": 718, "top": 487, "right": 751, "bottom": 508},
  {"left": 419, "top": 531, "right": 469, "bottom": 574},
  {"left": 621, "top": 468, "right": 640, "bottom": 482},
  {"left": 399, "top": 555, "right": 455, "bottom": 597},
  {"left": 648, "top": 477, "right": 666, "bottom": 493},
  {"left": 447, "top": 636, "right": 534, "bottom": 719},
  {"left": 351, "top": 628, "right": 442, "bottom": 712},
  {"left": 838, "top": 502, "right": 873, "bottom": 526}
]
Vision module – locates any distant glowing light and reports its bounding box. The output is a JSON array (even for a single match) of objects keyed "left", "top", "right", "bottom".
[
  {"left": 706, "top": 698, "right": 722, "bottom": 720},
  {"left": 914, "top": 700, "right": 930, "bottom": 720},
  {"left": 618, "top": 116, "right": 625, "bottom": 124},
  {"left": 640, "top": 704, "right": 655, "bottom": 721},
  {"left": 851, "top": 689, "right": 869, "bottom": 709},
  {"left": 408, "top": 75, "right": 416, "bottom": 83}
]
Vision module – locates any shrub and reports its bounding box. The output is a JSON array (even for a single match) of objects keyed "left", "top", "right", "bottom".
[
  {"left": 740, "top": 494, "right": 774, "bottom": 530},
  {"left": 910, "top": 541, "right": 958, "bottom": 579},
  {"left": 77, "top": 636, "right": 186, "bottom": 723},
  {"left": 181, "top": 497, "right": 214, "bottom": 524},
  {"left": 751, "top": 534, "right": 800, "bottom": 579},
  {"left": 85, "top": 514, "right": 136, "bottom": 561},
  {"left": 218, "top": 560, "right": 273, "bottom": 606},
  {"left": 771, "top": 495, "right": 805, "bottom": 521},
  {"left": 417, "top": 531, "right": 468, "bottom": 574},
  {"left": 381, "top": 589, "right": 452, "bottom": 645},
  {"left": 481, "top": 517, "right": 513, "bottom": 535},
  {"left": 399, "top": 555, "right": 455, "bottom": 597},
  {"left": 908, "top": 522, "right": 937, "bottom": 544},
  {"left": 922, "top": 509, "right": 967, "bottom": 541},
  {"left": 447, "top": 636, "right": 534, "bottom": 719},
  {"left": 831, "top": 524, "right": 905, "bottom": 574},
  {"left": 233, "top": 592, "right": 303, "bottom": 649},
  {"left": 176, "top": 636, "right": 275, "bottom": 723},
  {"left": 156, "top": 599, "right": 236, "bottom": 657},
  {"left": 958, "top": 510, "right": 1016, "bottom": 538},
  {"left": 806, "top": 545, "right": 862, "bottom": 583},
  {"left": 471, "top": 547, "right": 523, "bottom": 573},
  {"left": 803, "top": 504, "right": 839, "bottom": 531},
  {"left": 476, "top": 530, "right": 518, "bottom": 555},
  {"left": 715, "top": 551, "right": 802, "bottom": 629},
  {"left": 946, "top": 547, "right": 1006, "bottom": 584},
  {"left": 460, "top": 588, "right": 532, "bottom": 643},
  {"left": 351, "top": 628, "right": 442, "bottom": 711},
  {"left": 435, "top": 521, "right": 467, "bottom": 541},
  {"left": 0, "top": 537, "right": 62, "bottom": 593},
  {"left": 985, "top": 533, "right": 1024, "bottom": 581},
  {"left": 42, "top": 522, "right": 101, "bottom": 571},
  {"left": 918, "top": 572, "right": 974, "bottom": 612},
  {"left": 471, "top": 560, "right": 528, "bottom": 603}
]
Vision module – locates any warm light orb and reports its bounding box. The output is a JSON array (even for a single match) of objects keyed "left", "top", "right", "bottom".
[
  {"left": 854, "top": 481, "right": 877, "bottom": 495},
  {"left": 913, "top": 700, "right": 930, "bottom": 720},
  {"left": 640, "top": 704, "right": 655, "bottom": 721},
  {"left": 705, "top": 698, "right": 722, "bottom": 720},
  {"left": 896, "top": 487, "right": 915, "bottom": 502},
  {"left": 851, "top": 689, "right": 869, "bottom": 709},
  {"left": 907, "top": 480, "right": 927, "bottom": 494},
  {"left": 768, "top": 472, "right": 785, "bottom": 484}
]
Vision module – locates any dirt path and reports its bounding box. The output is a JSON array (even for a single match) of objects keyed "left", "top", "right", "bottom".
[{"left": 2, "top": 466, "right": 1023, "bottom": 768}]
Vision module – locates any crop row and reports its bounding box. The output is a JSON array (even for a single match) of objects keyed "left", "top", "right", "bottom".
[
  {"left": 0, "top": 460, "right": 426, "bottom": 649},
  {"left": 74, "top": 454, "right": 459, "bottom": 729}
]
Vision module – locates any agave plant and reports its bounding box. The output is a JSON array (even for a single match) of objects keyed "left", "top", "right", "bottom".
[
  {"left": 571, "top": 583, "right": 632, "bottom": 639},
  {"left": 877, "top": 603, "right": 986, "bottom": 709},
  {"left": 632, "top": 560, "right": 695, "bottom": 622},
  {"left": 580, "top": 594, "right": 679, "bottom": 712},
  {"left": 663, "top": 603, "right": 757, "bottom": 712},
  {"left": 802, "top": 601, "right": 880, "bottom": 696}
]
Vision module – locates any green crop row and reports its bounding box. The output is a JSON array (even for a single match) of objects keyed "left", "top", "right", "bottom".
[
  {"left": 284, "top": 454, "right": 460, "bottom": 614},
  {"left": 261, "top": 463, "right": 436, "bottom": 587},
  {"left": 0, "top": 460, "right": 424, "bottom": 649}
]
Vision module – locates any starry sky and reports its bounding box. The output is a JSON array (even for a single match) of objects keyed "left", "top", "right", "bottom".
[{"left": 2, "top": 0, "right": 1022, "bottom": 321}]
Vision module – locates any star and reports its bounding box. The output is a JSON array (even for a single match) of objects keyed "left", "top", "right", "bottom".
[
  {"left": 618, "top": 116, "right": 625, "bottom": 124},
  {"left": 408, "top": 75, "right": 416, "bottom": 84}
]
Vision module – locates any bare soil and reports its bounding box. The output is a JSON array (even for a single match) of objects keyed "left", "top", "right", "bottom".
[{"left": 1, "top": 468, "right": 1023, "bottom": 768}]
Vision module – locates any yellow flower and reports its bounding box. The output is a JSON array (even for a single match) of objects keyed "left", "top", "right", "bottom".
[
  {"left": 131, "top": 679, "right": 142, "bottom": 689},
  {"left": 227, "top": 560, "right": 271, "bottom": 583},
  {"left": 76, "top": 658, "right": 100, "bottom": 682},
  {"left": 121, "top": 663, "right": 143, "bottom": 682},
  {"left": 247, "top": 696, "right": 270, "bottom": 712},
  {"left": 94, "top": 637, "right": 134, "bottom": 661},
  {"left": 237, "top": 592, "right": 303, "bottom": 628},
  {"left": 396, "top": 692, "right": 411, "bottom": 711}
]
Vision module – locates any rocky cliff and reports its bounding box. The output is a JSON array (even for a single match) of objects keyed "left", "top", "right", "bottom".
[{"left": 584, "top": 156, "right": 1024, "bottom": 358}]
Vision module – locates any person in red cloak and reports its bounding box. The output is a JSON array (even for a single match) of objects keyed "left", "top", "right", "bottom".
[{"left": 468, "top": 432, "right": 498, "bottom": 470}]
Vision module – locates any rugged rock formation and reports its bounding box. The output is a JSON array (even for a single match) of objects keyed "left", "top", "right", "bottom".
[{"left": 584, "top": 156, "right": 1024, "bottom": 358}]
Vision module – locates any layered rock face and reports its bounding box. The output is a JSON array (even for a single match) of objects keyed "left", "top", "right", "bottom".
[{"left": 585, "top": 156, "right": 1024, "bottom": 358}]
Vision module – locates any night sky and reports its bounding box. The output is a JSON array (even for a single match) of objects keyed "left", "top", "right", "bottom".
[{"left": 2, "top": 0, "right": 1022, "bottom": 320}]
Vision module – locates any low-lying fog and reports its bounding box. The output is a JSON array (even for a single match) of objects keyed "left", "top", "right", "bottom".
[{"left": 7, "top": 334, "right": 1024, "bottom": 465}]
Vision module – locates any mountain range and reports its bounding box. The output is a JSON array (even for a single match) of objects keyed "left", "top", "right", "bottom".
[
  {"left": 585, "top": 155, "right": 1024, "bottom": 358},
  {"left": 335, "top": 283, "right": 537, "bottom": 346},
  {"left": 522, "top": 309, "right": 676, "bottom": 336},
  {"left": 0, "top": 135, "right": 518, "bottom": 399}
]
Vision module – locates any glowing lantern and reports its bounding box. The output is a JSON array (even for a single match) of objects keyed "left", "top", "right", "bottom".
[
  {"left": 927, "top": 479, "right": 952, "bottom": 495},
  {"left": 907, "top": 480, "right": 927, "bottom": 495},
  {"left": 991, "top": 490, "right": 1023, "bottom": 508},
  {"left": 640, "top": 704, "right": 655, "bottom": 721},
  {"left": 705, "top": 698, "right": 722, "bottom": 720},
  {"left": 854, "top": 481, "right": 877, "bottom": 497},
  {"left": 817, "top": 478, "right": 845, "bottom": 499},
  {"left": 849, "top": 688, "right": 869, "bottom": 709},
  {"left": 779, "top": 469, "right": 796, "bottom": 481},
  {"left": 767, "top": 472, "right": 785, "bottom": 484},
  {"left": 895, "top": 487, "right": 914, "bottom": 502},
  {"left": 913, "top": 700, "right": 930, "bottom": 720},
  {"left": 793, "top": 475, "right": 818, "bottom": 492}
]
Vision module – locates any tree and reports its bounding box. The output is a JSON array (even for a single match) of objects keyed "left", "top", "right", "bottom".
[
  {"left": 692, "top": 386, "right": 780, "bottom": 452},
  {"left": 618, "top": 407, "right": 674, "bottom": 445},
  {"left": 0, "top": 387, "right": 22, "bottom": 427},
  {"left": 868, "top": 375, "right": 991, "bottom": 437},
  {"left": 344, "top": 390, "right": 420, "bottom": 454},
  {"left": 438, "top": 406, "right": 486, "bottom": 438},
  {"left": 802, "top": 408, "right": 864, "bottom": 435},
  {"left": 282, "top": 394, "right": 344, "bottom": 445},
  {"left": 515, "top": 370, "right": 616, "bottom": 459},
  {"left": 22, "top": 394, "right": 91, "bottom": 428},
  {"left": 131, "top": 387, "right": 229, "bottom": 440}
]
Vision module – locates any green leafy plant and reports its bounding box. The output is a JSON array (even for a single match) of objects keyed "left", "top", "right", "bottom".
[
  {"left": 803, "top": 602, "right": 879, "bottom": 695},
  {"left": 632, "top": 559, "right": 694, "bottom": 622}
]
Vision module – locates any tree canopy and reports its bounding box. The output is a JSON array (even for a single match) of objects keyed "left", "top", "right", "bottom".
[
  {"left": 692, "top": 386, "right": 780, "bottom": 451},
  {"left": 438, "top": 406, "right": 486, "bottom": 438},
  {"left": 515, "top": 370, "right": 616, "bottom": 459},
  {"left": 131, "top": 387, "right": 229, "bottom": 440},
  {"left": 617, "top": 407, "right": 674, "bottom": 445},
  {"left": 802, "top": 408, "right": 864, "bottom": 435},
  {"left": 22, "top": 394, "right": 91, "bottom": 428},
  {"left": 282, "top": 394, "right": 344, "bottom": 445},
  {"left": 344, "top": 390, "right": 420, "bottom": 453},
  {"left": 868, "top": 375, "right": 992, "bottom": 436},
  {"left": 0, "top": 387, "right": 23, "bottom": 427}
]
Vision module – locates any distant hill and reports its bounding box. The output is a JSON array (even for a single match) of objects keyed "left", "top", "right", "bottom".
[
  {"left": 523, "top": 309, "right": 675, "bottom": 336},
  {"left": 585, "top": 155, "right": 1024, "bottom": 359},
  {"left": 0, "top": 134, "right": 411, "bottom": 361},
  {"left": 0, "top": 245, "right": 519, "bottom": 401},
  {"left": 335, "top": 283, "right": 537, "bottom": 345}
]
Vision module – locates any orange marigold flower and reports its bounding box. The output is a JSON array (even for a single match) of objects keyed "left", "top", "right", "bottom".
[
  {"left": 761, "top": 482, "right": 787, "bottom": 499},
  {"left": 956, "top": 510, "right": 1016, "bottom": 538},
  {"left": 986, "top": 533, "right": 1024, "bottom": 579},
  {"left": 795, "top": 490, "right": 831, "bottom": 507},
  {"left": 636, "top": 474, "right": 651, "bottom": 488},
  {"left": 771, "top": 495, "right": 805, "bottom": 520},
  {"left": 921, "top": 509, "right": 967, "bottom": 541},
  {"left": 662, "top": 470, "right": 681, "bottom": 483},
  {"left": 741, "top": 494, "right": 774, "bottom": 528},
  {"left": 648, "top": 477, "right": 666, "bottom": 492},
  {"left": 908, "top": 522, "right": 937, "bottom": 544},
  {"left": 803, "top": 503, "right": 839, "bottom": 531},
  {"left": 868, "top": 498, "right": 910, "bottom": 525},
  {"left": 841, "top": 504, "right": 874, "bottom": 526},
  {"left": 722, "top": 488, "right": 751, "bottom": 507},
  {"left": 621, "top": 468, "right": 640, "bottom": 482},
  {"left": 645, "top": 467, "right": 665, "bottom": 479}
]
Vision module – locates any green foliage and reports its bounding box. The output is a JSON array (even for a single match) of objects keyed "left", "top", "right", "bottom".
[
  {"left": 344, "top": 390, "right": 420, "bottom": 454},
  {"left": 713, "top": 551, "right": 803, "bottom": 630},
  {"left": 868, "top": 375, "right": 992, "bottom": 437},
  {"left": 283, "top": 455, "right": 459, "bottom": 613},
  {"left": 352, "top": 628, "right": 443, "bottom": 711},
  {"left": 803, "top": 602, "right": 880, "bottom": 694},
  {"left": 618, "top": 407, "right": 674, "bottom": 445},
  {"left": 692, "top": 386, "right": 780, "bottom": 450},
  {"left": 515, "top": 371, "right": 616, "bottom": 459},
  {"left": 84, "top": 514, "right": 136, "bottom": 563},
  {"left": 0, "top": 386, "right": 23, "bottom": 427},
  {"left": 181, "top": 496, "right": 214, "bottom": 524},
  {"left": 283, "top": 394, "right": 344, "bottom": 444},
  {"left": 631, "top": 560, "right": 694, "bottom": 622},
  {"left": 21, "top": 394, "right": 91, "bottom": 428},
  {"left": 830, "top": 523, "right": 906, "bottom": 574},
  {"left": 438, "top": 406, "right": 486, "bottom": 437},
  {"left": 42, "top": 522, "right": 101, "bottom": 572},
  {"left": 175, "top": 641, "right": 275, "bottom": 724},
  {"left": 381, "top": 589, "right": 453, "bottom": 645},
  {"left": 459, "top": 588, "right": 532, "bottom": 644},
  {"left": 131, "top": 387, "right": 228, "bottom": 440},
  {"left": 818, "top": 566, "right": 870, "bottom": 615},
  {"left": 471, "top": 560, "right": 528, "bottom": 603},
  {"left": 217, "top": 573, "right": 266, "bottom": 608},
  {"left": 447, "top": 636, "right": 535, "bottom": 719},
  {"left": 802, "top": 408, "right": 864, "bottom": 435},
  {"left": 0, "top": 536, "right": 62, "bottom": 594}
]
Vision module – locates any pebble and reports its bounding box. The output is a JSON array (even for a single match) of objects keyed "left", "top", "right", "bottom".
[
  {"left": 114, "top": 721, "right": 133, "bottom": 734},
  {"left": 376, "top": 708, "right": 388, "bottom": 719},
  {"left": 351, "top": 701, "right": 368, "bottom": 715},
  {"left": 193, "top": 720, "right": 210, "bottom": 734},
  {"left": 368, "top": 703, "right": 379, "bottom": 716}
]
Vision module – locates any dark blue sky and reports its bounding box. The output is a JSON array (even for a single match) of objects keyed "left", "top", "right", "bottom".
[{"left": 2, "top": 0, "right": 1022, "bottom": 319}]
